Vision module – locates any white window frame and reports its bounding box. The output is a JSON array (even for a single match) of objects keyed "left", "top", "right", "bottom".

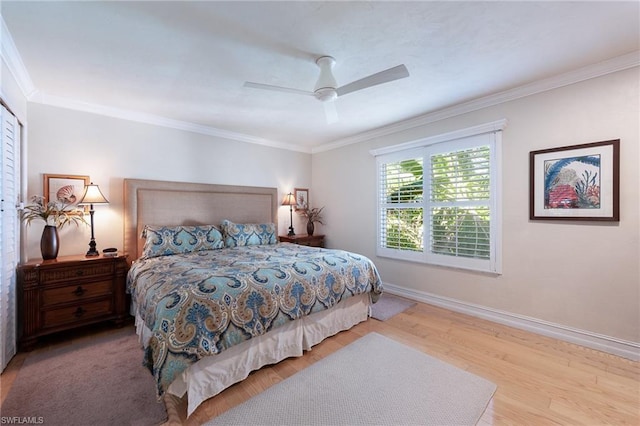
[
  {"left": 376, "top": 147, "right": 425, "bottom": 263},
  {"left": 372, "top": 120, "right": 505, "bottom": 274}
]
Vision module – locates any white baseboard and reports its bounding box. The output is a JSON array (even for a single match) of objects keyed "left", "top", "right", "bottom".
[{"left": 382, "top": 282, "right": 640, "bottom": 361}]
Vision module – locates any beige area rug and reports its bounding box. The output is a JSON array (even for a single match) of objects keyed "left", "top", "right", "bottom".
[
  {"left": 1, "top": 326, "right": 166, "bottom": 426},
  {"left": 204, "top": 332, "right": 496, "bottom": 425},
  {"left": 371, "top": 292, "right": 417, "bottom": 320}
]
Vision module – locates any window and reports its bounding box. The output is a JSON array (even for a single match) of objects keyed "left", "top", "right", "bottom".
[{"left": 374, "top": 122, "right": 503, "bottom": 273}]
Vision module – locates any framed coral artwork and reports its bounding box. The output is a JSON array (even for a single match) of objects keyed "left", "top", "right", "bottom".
[
  {"left": 529, "top": 139, "right": 619, "bottom": 221},
  {"left": 43, "top": 174, "right": 90, "bottom": 213}
]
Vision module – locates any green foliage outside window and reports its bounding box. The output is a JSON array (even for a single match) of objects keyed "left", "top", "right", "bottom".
[
  {"left": 382, "top": 159, "right": 423, "bottom": 251},
  {"left": 430, "top": 147, "right": 491, "bottom": 259},
  {"left": 431, "top": 206, "right": 490, "bottom": 259},
  {"left": 382, "top": 146, "right": 491, "bottom": 260}
]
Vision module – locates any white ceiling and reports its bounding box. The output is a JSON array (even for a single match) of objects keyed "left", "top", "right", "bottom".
[{"left": 2, "top": 1, "right": 639, "bottom": 152}]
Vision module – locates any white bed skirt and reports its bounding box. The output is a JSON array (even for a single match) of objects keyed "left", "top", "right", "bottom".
[{"left": 133, "top": 293, "right": 372, "bottom": 416}]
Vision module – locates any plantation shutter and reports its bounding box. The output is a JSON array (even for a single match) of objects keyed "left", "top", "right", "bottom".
[
  {"left": 374, "top": 121, "right": 503, "bottom": 273},
  {"left": 1, "top": 104, "right": 20, "bottom": 372},
  {"left": 377, "top": 149, "right": 425, "bottom": 262},
  {"left": 423, "top": 133, "right": 499, "bottom": 272},
  {"left": 427, "top": 143, "right": 491, "bottom": 261}
]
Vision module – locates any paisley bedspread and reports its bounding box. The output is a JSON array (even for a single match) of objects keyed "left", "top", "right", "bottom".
[{"left": 127, "top": 243, "right": 383, "bottom": 397}]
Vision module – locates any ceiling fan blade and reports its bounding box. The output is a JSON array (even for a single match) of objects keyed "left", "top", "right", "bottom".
[
  {"left": 243, "top": 81, "right": 314, "bottom": 97},
  {"left": 323, "top": 101, "right": 339, "bottom": 124},
  {"left": 336, "top": 64, "right": 409, "bottom": 97}
]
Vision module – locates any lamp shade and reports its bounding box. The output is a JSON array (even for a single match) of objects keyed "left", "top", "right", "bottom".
[
  {"left": 281, "top": 193, "right": 296, "bottom": 206},
  {"left": 77, "top": 183, "right": 109, "bottom": 205}
]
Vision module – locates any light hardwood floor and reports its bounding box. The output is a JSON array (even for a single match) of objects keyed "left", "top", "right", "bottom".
[{"left": 2, "top": 300, "right": 639, "bottom": 425}]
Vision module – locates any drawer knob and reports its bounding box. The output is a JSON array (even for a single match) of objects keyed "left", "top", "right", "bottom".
[
  {"left": 76, "top": 270, "right": 84, "bottom": 276},
  {"left": 73, "top": 286, "right": 86, "bottom": 296},
  {"left": 73, "top": 307, "right": 86, "bottom": 318}
]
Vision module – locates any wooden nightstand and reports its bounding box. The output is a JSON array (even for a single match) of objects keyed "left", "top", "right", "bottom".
[
  {"left": 279, "top": 234, "right": 325, "bottom": 247},
  {"left": 17, "top": 253, "right": 129, "bottom": 351}
]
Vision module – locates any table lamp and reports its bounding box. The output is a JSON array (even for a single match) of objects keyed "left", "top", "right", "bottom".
[
  {"left": 77, "top": 182, "right": 109, "bottom": 256},
  {"left": 281, "top": 192, "right": 296, "bottom": 236}
]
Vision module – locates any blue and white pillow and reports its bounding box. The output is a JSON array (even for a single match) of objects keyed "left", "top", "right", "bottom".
[
  {"left": 220, "top": 220, "right": 277, "bottom": 247},
  {"left": 141, "top": 224, "right": 224, "bottom": 258}
]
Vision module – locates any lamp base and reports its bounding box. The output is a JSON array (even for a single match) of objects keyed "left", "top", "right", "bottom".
[
  {"left": 85, "top": 238, "right": 99, "bottom": 257},
  {"left": 288, "top": 226, "right": 295, "bottom": 236}
]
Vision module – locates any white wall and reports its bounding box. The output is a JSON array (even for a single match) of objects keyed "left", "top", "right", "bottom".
[
  {"left": 24, "top": 103, "right": 312, "bottom": 260},
  {"left": 313, "top": 68, "right": 640, "bottom": 345},
  {"left": 1, "top": 60, "right": 27, "bottom": 123},
  {"left": 13, "top": 66, "right": 640, "bottom": 354}
]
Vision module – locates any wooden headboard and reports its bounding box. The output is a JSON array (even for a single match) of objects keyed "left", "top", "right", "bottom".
[{"left": 123, "top": 179, "right": 279, "bottom": 259}]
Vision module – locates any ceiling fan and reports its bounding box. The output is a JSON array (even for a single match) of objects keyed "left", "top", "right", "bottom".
[{"left": 243, "top": 56, "right": 409, "bottom": 122}]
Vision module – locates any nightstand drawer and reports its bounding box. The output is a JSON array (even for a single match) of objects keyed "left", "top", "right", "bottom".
[
  {"left": 42, "top": 280, "right": 113, "bottom": 307},
  {"left": 43, "top": 299, "right": 113, "bottom": 329},
  {"left": 18, "top": 254, "right": 130, "bottom": 351},
  {"left": 279, "top": 234, "right": 325, "bottom": 247},
  {"left": 39, "top": 263, "right": 114, "bottom": 284},
  {"left": 297, "top": 240, "right": 322, "bottom": 247}
]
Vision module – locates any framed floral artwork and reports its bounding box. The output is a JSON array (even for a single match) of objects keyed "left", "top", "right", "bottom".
[
  {"left": 529, "top": 139, "right": 619, "bottom": 221},
  {"left": 44, "top": 174, "right": 90, "bottom": 213},
  {"left": 294, "top": 188, "right": 309, "bottom": 210}
]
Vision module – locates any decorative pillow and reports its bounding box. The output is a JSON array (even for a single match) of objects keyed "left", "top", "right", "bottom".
[
  {"left": 220, "top": 220, "right": 277, "bottom": 247},
  {"left": 141, "top": 224, "right": 224, "bottom": 258}
]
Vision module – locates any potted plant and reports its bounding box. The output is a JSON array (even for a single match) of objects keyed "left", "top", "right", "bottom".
[
  {"left": 297, "top": 204, "right": 324, "bottom": 236},
  {"left": 21, "top": 195, "right": 87, "bottom": 259}
]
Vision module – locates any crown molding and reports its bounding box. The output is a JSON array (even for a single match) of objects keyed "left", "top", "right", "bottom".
[
  {"left": 2, "top": 11, "right": 636, "bottom": 156},
  {"left": 31, "top": 92, "right": 310, "bottom": 153},
  {"left": 369, "top": 118, "right": 508, "bottom": 157},
  {"left": 1, "top": 15, "right": 309, "bottom": 154},
  {"left": 1, "top": 16, "right": 37, "bottom": 99},
  {"left": 313, "top": 51, "right": 640, "bottom": 154}
]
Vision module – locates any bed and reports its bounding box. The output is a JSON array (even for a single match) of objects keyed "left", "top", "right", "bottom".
[{"left": 123, "top": 179, "right": 383, "bottom": 417}]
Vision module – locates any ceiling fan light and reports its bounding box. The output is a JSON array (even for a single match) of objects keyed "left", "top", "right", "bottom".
[
  {"left": 314, "top": 88, "right": 338, "bottom": 102},
  {"left": 314, "top": 56, "right": 337, "bottom": 93}
]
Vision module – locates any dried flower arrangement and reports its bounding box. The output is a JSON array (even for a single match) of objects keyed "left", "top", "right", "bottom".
[
  {"left": 297, "top": 204, "right": 324, "bottom": 224},
  {"left": 21, "top": 195, "right": 87, "bottom": 229}
]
